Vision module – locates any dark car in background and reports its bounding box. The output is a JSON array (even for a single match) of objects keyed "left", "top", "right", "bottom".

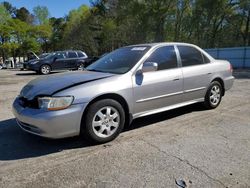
[
  {"left": 27, "top": 50, "right": 88, "bottom": 74},
  {"left": 21, "top": 53, "right": 51, "bottom": 70},
  {"left": 84, "top": 53, "right": 109, "bottom": 67}
]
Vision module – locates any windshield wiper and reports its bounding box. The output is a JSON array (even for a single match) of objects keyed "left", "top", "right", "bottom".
[
  {"left": 86, "top": 68, "right": 120, "bottom": 74},
  {"left": 86, "top": 69, "right": 107, "bottom": 73}
]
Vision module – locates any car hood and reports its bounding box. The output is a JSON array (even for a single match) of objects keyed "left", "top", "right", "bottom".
[
  {"left": 25, "top": 59, "right": 39, "bottom": 64},
  {"left": 20, "top": 71, "right": 114, "bottom": 100}
]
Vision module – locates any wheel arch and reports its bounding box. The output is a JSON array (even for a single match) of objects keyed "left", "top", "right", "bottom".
[
  {"left": 80, "top": 93, "right": 131, "bottom": 133},
  {"left": 211, "top": 77, "right": 225, "bottom": 96}
]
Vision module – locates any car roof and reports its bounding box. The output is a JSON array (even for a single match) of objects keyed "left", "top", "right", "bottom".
[
  {"left": 52, "top": 50, "right": 85, "bottom": 53},
  {"left": 126, "top": 42, "right": 199, "bottom": 48}
]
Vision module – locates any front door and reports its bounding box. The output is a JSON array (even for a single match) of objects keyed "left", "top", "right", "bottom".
[
  {"left": 132, "top": 46, "right": 183, "bottom": 116},
  {"left": 52, "top": 52, "right": 67, "bottom": 70}
]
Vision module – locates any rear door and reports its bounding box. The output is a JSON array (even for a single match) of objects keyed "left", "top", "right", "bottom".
[
  {"left": 133, "top": 45, "right": 183, "bottom": 115},
  {"left": 66, "top": 51, "right": 78, "bottom": 69},
  {"left": 177, "top": 45, "right": 213, "bottom": 102}
]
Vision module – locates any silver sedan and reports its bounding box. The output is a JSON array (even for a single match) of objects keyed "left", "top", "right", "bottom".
[{"left": 12, "top": 43, "right": 234, "bottom": 143}]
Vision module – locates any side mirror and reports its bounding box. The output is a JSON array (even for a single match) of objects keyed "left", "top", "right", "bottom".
[
  {"left": 53, "top": 57, "right": 58, "bottom": 62},
  {"left": 142, "top": 62, "right": 158, "bottom": 73}
]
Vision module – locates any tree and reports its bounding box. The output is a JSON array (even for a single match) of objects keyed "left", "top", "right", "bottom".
[
  {"left": 15, "top": 7, "right": 34, "bottom": 24},
  {"left": 1, "top": 1, "right": 16, "bottom": 17},
  {"left": 0, "top": 4, "right": 10, "bottom": 23},
  {"left": 49, "top": 17, "right": 66, "bottom": 50},
  {"left": 31, "top": 24, "right": 52, "bottom": 52},
  {"left": 33, "top": 5, "right": 50, "bottom": 25},
  {"left": 239, "top": 0, "right": 250, "bottom": 46},
  {"left": 0, "top": 4, "right": 11, "bottom": 62},
  {"left": 62, "top": 5, "right": 99, "bottom": 54}
]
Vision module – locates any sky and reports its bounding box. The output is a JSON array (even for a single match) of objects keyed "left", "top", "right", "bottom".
[{"left": 1, "top": 0, "right": 90, "bottom": 18}]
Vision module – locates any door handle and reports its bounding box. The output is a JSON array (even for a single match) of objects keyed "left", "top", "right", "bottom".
[
  {"left": 207, "top": 73, "right": 212, "bottom": 75},
  {"left": 173, "top": 78, "right": 180, "bottom": 81}
]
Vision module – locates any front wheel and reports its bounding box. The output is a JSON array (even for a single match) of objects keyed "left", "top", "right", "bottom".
[
  {"left": 40, "top": 64, "right": 51, "bottom": 75},
  {"left": 204, "top": 81, "right": 222, "bottom": 109},
  {"left": 82, "top": 99, "right": 125, "bottom": 143}
]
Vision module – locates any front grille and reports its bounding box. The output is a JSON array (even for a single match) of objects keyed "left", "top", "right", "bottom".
[{"left": 18, "top": 97, "right": 39, "bottom": 108}]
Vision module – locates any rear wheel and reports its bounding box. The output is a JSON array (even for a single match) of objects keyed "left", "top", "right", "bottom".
[
  {"left": 82, "top": 99, "right": 125, "bottom": 143},
  {"left": 204, "top": 81, "right": 222, "bottom": 109},
  {"left": 78, "top": 63, "right": 85, "bottom": 70},
  {"left": 40, "top": 64, "right": 51, "bottom": 75}
]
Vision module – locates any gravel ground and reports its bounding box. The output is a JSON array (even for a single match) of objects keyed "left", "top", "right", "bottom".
[{"left": 0, "top": 69, "right": 249, "bottom": 188}]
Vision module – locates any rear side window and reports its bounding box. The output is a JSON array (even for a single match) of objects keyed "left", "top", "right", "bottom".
[
  {"left": 146, "top": 46, "right": 177, "bottom": 70},
  {"left": 55, "top": 52, "right": 66, "bottom": 59},
  {"left": 68, "top": 52, "right": 77, "bottom": 58},
  {"left": 178, "top": 46, "right": 204, "bottom": 66}
]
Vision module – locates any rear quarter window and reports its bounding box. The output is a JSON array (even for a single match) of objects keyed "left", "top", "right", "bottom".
[{"left": 77, "top": 52, "right": 86, "bottom": 58}]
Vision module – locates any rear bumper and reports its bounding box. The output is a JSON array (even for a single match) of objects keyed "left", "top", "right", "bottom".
[
  {"left": 224, "top": 76, "right": 235, "bottom": 91},
  {"left": 12, "top": 98, "right": 87, "bottom": 139}
]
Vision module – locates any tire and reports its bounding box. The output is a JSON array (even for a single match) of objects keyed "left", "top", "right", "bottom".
[
  {"left": 82, "top": 99, "right": 125, "bottom": 143},
  {"left": 78, "top": 63, "right": 85, "bottom": 70},
  {"left": 203, "top": 81, "right": 223, "bottom": 109},
  {"left": 40, "top": 64, "right": 51, "bottom": 75}
]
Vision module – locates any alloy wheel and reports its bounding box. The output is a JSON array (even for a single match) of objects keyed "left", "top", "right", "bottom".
[
  {"left": 209, "top": 85, "right": 221, "bottom": 106},
  {"left": 41, "top": 65, "right": 50, "bottom": 74},
  {"left": 92, "top": 106, "right": 120, "bottom": 138}
]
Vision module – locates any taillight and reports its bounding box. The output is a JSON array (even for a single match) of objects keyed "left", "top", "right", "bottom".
[{"left": 229, "top": 63, "right": 233, "bottom": 73}]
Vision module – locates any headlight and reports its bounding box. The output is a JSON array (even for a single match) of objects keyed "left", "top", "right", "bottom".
[
  {"left": 38, "top": 96, "right": 74, "bottom": 111},
  {"left": 30, "top": 61, "right": 39, "bottom": 64}
]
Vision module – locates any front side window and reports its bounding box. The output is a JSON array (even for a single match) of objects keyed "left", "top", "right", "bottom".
[
  {"left": 178, "top": 46, "right": 204, "bottom": 66},
  {"left": 145, "top": 46, "right": 177, "bottom": 70},
  {"left": 55, "top": 52, "right": 66, "bottom": 59},
  {"left": 86, "top": 46, "right": 150, "bottom": 74}
]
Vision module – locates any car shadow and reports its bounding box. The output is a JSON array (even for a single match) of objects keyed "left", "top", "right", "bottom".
[
  {"left": 0, "top": 119, "right": 91, "bottom": 161},
  {"left": 0, "top": 103, "right": 205, "bottom": 161},
  {"left": 233, "top": 69, "right": 250, "bottom": 79},
  {"left": 15, "top": 71, "right": 61, "bottom": 76},
  {"left": 15, "top": 72, "right": 38, "bottom": 76},
  {"left": 126, "top": 103, "right": 205, "bottom": 131}
]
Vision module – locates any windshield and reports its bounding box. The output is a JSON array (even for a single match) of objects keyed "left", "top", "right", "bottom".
[
  {"left": 86, "top": 46, "right": 150, "bottom": 74},
  {"left": 39, "top": 53, "right": 50, "bottom": 59},
  {"left": 44, "top": 53, "right": 56, "bottom": 59}
]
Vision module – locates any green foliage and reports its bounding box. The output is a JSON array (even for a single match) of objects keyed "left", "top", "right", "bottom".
[
  {"left": 2, "top": 1, "right": 16, "bottom": 16},
  {"left": 33, "top": 5, "right": 50, "bottom": 25},
  {"left": 15, "top": 7, "right": 34, "bottom": 24},
  {"left": 0, "top": 4, "right": 10, "bottom": 23},
  {"left": 0, "top": 0, "right": 249, "bottom": 60},
  {"left": 62, "top": 5, "right": 98, "bottom": 55}
]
